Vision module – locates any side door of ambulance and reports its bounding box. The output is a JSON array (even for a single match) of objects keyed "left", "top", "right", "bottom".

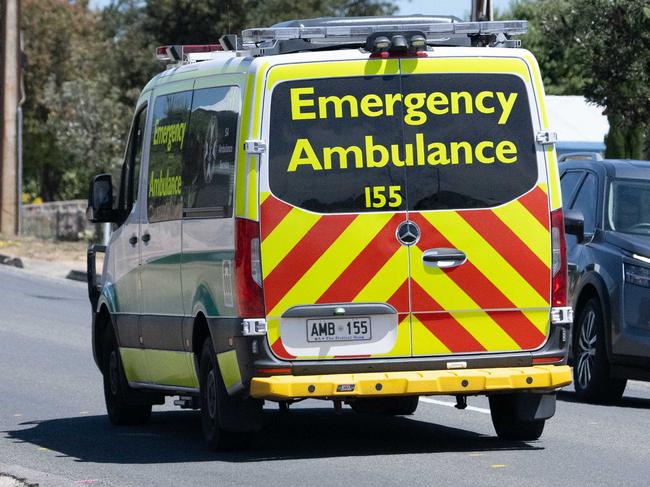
[
  {"left": 139, "top": 84, "right": 192, "bottom": 385},
  {"left": 111, "top": 99, "right": 149, "bottom": 382},
  {"left": 258, "top": 58, "right": 412, "bottom": 360},
  {"left": 399, "top": 57, "right": 553, "bottom": 356}
]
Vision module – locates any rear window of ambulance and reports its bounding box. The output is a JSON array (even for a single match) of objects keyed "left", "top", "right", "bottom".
[{"left": 268, "top": 72, "right": 537, "bottom": 213}]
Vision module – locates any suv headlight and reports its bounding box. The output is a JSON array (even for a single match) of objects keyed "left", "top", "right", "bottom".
[{"left": 625, "top": 263, "right": 650, "bottom": 288}]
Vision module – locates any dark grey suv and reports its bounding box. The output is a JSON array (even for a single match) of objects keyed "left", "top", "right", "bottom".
[{"left": 560, "top": 156, "right": 650, "bottom": 403}]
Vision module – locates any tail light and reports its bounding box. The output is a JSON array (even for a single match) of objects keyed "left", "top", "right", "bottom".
[
  {"left": 550, "top": 208, "right": 567, "bottom": 307},
  {"left": 235, "top": 218, "right": 265, "bottom": 317}
]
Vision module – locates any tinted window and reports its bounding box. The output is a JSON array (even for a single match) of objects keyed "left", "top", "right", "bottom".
[
  {"left": 269, "top": 75, "right": 406, "bottom": 213},
  {"left": 147, "top": 91, "right": 192, "bottom": 222},
  {"left": 571, "top": 172, "right": 598, "bottom": 233},
  {"left": 117, "top": 106, "right": 146, "bottom": 214},
  {"left": 268, "top": 73, "right": 535, "bottom": 213},
  {"left": 607, "top": 179, "right": 650, "bottom": 234},
  {"left": 560, "top": 170, "right": 584, "bottom": 207},
  {"left": 182, "top": 86, "right": 240, "bottom": 216},
  {"left": 401, "top": 73, "right": 537, "bottom": 210}
]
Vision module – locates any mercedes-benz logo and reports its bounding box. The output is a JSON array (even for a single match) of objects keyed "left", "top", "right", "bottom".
[{"left": 396, "top": 220, "right": 420, "bottom": 246}]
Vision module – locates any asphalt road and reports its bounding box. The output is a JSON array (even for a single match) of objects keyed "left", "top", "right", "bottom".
[{"left": 1, "top": 265, "right": 649, "bottom": 487}]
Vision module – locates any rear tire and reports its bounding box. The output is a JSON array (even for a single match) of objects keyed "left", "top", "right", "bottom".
[
  {"left": 350, "top": 396, "right": 419, "bottom": 415},
  {"left": 489, "top": 395, "right": 545, "bottom": 441},
  {"left": 102, "top": 328, "right": 152, "bottom": 426},
  {"left": 199, "top": 337, "right": 250, "bottom": 450},
  {"left": 573, "top": 298, "right": 626, "bottom": 404}
]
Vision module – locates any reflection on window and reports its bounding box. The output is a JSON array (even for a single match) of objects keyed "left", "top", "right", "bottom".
[
  {"left": 182, "top": 86, "right": 240, "bottom": 216},
  {"left": 608, "top": 180, "right": 650, "bottom": 235}
]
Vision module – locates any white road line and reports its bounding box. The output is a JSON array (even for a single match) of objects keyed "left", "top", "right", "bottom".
[{"left": 419, "top": 397, "right": 491, "bottom": 414}]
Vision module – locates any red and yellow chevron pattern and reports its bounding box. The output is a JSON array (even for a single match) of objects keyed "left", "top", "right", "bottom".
[{"left": 259, "top": 184, "right": 551, "bottom": 360}]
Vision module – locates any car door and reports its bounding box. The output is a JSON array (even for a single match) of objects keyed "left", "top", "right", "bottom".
[
  {"left": 111, "top": 101, "right": 148, "bottom": 381},
  {"left": 139, "top": 86, "right": 193, "bottom": 385},
  {"left": 560, "top": 169, "right": 587, "bottom": 296},
  {"left": 259, "top": 58, "right": 412, "bottom": 360},
  {"left": 399, "top": 56, "right": 553, "bottom": 356}
]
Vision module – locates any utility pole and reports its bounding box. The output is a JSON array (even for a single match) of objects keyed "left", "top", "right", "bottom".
[
  {"left": 1, "top": 0, "right": 20, "bottom": 235},
  {"left": 471, "top": 0, "right": 493, "bottom": 21}
]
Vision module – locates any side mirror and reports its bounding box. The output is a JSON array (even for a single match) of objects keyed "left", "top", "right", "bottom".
[
  {"left": 564, "top": 208, "right": 585, "bottom": 243},
  {"left": 87, "top": 174, "right": 116, "bottom": 223}
]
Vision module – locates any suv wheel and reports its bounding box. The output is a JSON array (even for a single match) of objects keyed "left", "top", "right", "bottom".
[
  {"left": 102, "top": 328, "right": 152, "bottom": 425},
  {"left": 573, "top": 298, "right": 626, "bottom": 404}
]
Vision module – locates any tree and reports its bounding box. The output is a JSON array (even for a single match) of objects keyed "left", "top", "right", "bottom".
[
  {"left": 21, "top": 0, "right": 130, "bottom": 200},
  {"left": 21, "top": 0, "right": 398, "bottom": 201},
  {"left": 502, "top": 0, "right": 650, "bottom": 159}
]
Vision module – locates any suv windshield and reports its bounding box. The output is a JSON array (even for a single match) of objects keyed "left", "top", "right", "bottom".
[{"left": 607, "top": 179, "right": 650, "bottom": 235}]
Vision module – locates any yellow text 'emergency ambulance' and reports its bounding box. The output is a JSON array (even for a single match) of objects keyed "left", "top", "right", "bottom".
[{"left": 87, "top": 15, "right": 576, "bottom": 449}]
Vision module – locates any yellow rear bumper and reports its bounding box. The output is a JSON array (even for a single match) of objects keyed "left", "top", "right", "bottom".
[{"left": 250, "top": 365, "right": 572, "bottom": 400}]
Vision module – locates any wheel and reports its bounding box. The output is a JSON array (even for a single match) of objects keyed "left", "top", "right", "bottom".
[
  {"left": 102, "top": 328, "right": 152, "bottom": 425},
  {"left": 573, "top": 298, "right": 626, "bottom": 404},
  {"left": 199, "top": 337, "right": 250, "bottom": 450},
  {"left": 489, "top": 395, "right": 545, "bottom": 441},
  {"left": 350, "top": 396, "right": 419, "bottom": 415}
]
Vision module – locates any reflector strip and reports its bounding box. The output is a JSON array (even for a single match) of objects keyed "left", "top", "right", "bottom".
[
  {"left": 518, "top": 185, "right": 551, "bottom": 228},
  {"left": 421, "top": 211, "right": 548, "bottom": 308},
  {"left": 410, "top": 314, "right": 452, "bottom": 355},
  {"left": 264, "top": 215, "right": 356, "bottom": 314},
  {"left": 459, "top": 210, "right": 550, "bottom": 299},
  {"left": 316, "top": 213, "right": 404, "bottom": 307},
  {"left": 261, "top": 209, "right": 320, "bottom": 274},
  {"left": 491, "top": 201, "right": 551, "bottom": 266},
  {"left": 267, "top": 214, "right": 388, "bottom": 317},
  {"left": 260, "top": 193, "right": 294, "bottom": 240}
]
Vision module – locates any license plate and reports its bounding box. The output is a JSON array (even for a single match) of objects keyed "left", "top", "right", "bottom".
[{"left": 306, "top": 317, "right": 372, "bottom": 342}]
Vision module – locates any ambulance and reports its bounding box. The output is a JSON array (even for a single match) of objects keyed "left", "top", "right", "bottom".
[{"left": 87, "top": 15, "right": 576, "bottom": 449}]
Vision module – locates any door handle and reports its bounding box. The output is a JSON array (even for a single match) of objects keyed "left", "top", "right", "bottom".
[
  {"left": 142, "top": 232, "right": 151, "bottom": 244},
  {"left": 129, "top": 235, "right": 138, "bottom": 246},
  {"left": 422, "top": 248, "right": 467, "bottom": 269}
]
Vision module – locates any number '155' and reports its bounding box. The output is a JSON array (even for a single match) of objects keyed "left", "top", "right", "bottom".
[{"left": 364, "top": 185, "right": 402, "bottom": 208}]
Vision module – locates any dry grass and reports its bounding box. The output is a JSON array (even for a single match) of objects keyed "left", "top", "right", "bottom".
[{"left": 0, "top": 234, "right": 89, "bottom": 267}]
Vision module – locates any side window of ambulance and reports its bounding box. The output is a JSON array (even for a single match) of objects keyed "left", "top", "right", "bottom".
[
  {"left": 147, "top": 91, "right": 192, "bottom": 223},
  {"left": 183, "top": 86, "right": 240, "bottom": 217},
  {"left": 571, "top": 172, "right": 598, "bottom": 234},
  {"left": 117, "top": 105, "right": 147, "bottom": 215}
]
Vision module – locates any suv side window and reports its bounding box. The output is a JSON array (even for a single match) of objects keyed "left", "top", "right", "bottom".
[
  {"left": 571, "top": 172, "right": 598, "bottom": 234},
  {"left": 182, "top": 86, "right": 240, "bottom": 217},
  {"left": 147, "top": 91, "right": 193, "bottom": 223},
  {"left": 560, "top": 170, "right": 584, "bottom": 206},
  {"left": 117, "top": 105, "right": 147, "bottom": 216}
]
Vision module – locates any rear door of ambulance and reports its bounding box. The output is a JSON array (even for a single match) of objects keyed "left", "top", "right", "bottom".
[
  {"left": 258, "top": 57, "right": 413, "bottom": 361},
  {"left": 401, "top": 56, "right": 553, "bottom": 357},
  {"left": 258, "top": 54, "right": 553, "bottom": 362}
]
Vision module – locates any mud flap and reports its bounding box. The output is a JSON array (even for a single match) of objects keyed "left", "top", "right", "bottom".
[{"left": 513, "top": 392, "right": 556, "bottom": 421}]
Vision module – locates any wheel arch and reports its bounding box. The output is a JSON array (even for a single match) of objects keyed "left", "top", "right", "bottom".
[
  {"left": 191, "top": 312, "right": 212, "bottom": 377},
  {"left": 92, "top": 303, "right": 114, "bottom": 372},
  {"left": 572, "top": 273, "right": 613, "bottom": 358}
]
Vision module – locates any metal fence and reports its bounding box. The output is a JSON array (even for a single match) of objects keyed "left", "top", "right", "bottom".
[{"left": 21, "top": 200, "right": 95, "bottom": 241}]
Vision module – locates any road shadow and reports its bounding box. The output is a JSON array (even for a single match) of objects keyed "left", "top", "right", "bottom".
[
  {"left": 557, "top": 390, "right": 650, "bottom": 409},
  {"left": 4, "top": 406, "right": 541, "bottom": 464}
]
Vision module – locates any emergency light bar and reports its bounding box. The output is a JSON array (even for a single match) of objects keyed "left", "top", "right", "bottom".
[
  {"left": 156, "top": 44, "right": 222, "bottom": 62},
  {"left": 241, "top": 20, "right": 527, "bottom": 46}
]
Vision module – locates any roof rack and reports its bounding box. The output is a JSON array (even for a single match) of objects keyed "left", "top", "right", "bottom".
[{"left": 240, "top": 15, "right": 528, "bottom": 56}]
